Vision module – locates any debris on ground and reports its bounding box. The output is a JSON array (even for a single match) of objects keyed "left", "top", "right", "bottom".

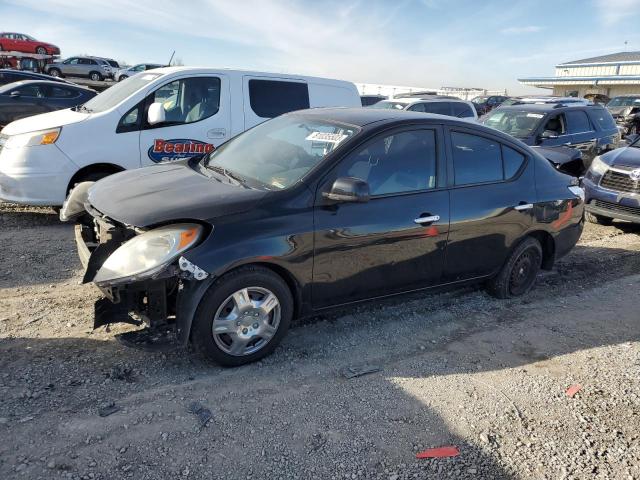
[
  {"left": 416, "top": 445, "right": 460, "bottom": 459},
  {"left": 98, "top": 402, "right": 121, "bottom": 417},
  {"left": 340, "top": 364, "right": 383, "bottom": 379},
  {"left": 565, "top": 384, "right": 582, "bottom": 398},
  {"left": 187, "top": 402, "right": 212, "bottom": 430}
]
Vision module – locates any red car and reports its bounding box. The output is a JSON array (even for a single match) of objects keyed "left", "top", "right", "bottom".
[{"left": 0, "top": 32, "right": 60, "bottom": 55}]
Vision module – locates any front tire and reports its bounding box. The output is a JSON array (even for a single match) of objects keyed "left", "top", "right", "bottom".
[
  {"left": 486, "top": 237, "right": 542, "bottom": 299},
  {"left": 89, "top": 71, "right": 103, "bottom": 81},
  {"left": 585, "top": 211, "right": 613, "bottom": 226},
  {"left": 36, "top": 46, "right": 47, "bottom": 55},
  {"left": 191, "top": 266, "right": 293, "bottom": 367},
  {"left": 118, "top": 75, "right": 128, "bottom": 82},
  {"left": 48, "top": 68, "right": 61, "bottom": 77}
]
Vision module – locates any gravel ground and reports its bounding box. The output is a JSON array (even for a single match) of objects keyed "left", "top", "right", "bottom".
[{"left": 0, "top": 202, "right": 639, "bottom": 480}]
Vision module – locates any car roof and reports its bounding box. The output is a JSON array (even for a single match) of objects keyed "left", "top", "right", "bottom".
[
  {"left": 290, "top": 107, "right": 477, "bottom": 128},
  {"left": 0, "top": 79, "right": 93, "bottom": 92},
  {"left": 0, "top": 69, "right": 72, "bottom": 83},
  {"left": 494, "top": 103, "right": 601, "bottom": 113},
  {"left": 379, "top": 97, "right": 467, "bottom": 105}
]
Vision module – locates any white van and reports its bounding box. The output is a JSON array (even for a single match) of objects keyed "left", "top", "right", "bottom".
[{"left": 0, "top": 67, "right": 360, "bottom": 206}]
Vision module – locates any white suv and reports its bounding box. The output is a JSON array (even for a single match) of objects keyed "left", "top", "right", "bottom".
[{"left": 369, "top": 96, "right": 478, "bottom": 121}]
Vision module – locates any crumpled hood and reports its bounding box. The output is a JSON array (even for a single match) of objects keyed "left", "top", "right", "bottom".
[
  {"left": 602, "top": 145, "right": 640, "bottom": 168},
  {"left": 607, "top": 106, "right": 633, "bottom": 116},
  {"left": 1, "top": 108, "right": 90, "bottom": 135},
  {"left": 87, "top": 161, "right": 268, "bottom": 227},
  {"left": 532, "top": 146, "right": 581, "bottom": 165}
]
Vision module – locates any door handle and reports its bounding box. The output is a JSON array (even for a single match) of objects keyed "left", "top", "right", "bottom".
[
  {"left": 207, "top": 128, "right": 226, "bottom": 139},
  {"left": 414, "top": 215, "right": 440, "bottom": 224},
  {"left": 514, "top": 203, "right": 534, "bottom": 211}
]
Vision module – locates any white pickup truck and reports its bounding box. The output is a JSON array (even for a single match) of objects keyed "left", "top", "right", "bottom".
[{"left": 0, "top": 67, "right": 360, "bottom": 206}]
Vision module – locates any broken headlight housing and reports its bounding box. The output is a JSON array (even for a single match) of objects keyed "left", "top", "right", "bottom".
[{"left": 93, "top": 223, "right": 204, "bottom": 286}]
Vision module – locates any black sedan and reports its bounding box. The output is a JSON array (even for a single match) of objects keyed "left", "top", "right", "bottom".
[
  {"left": 63, "top": 108, "right": 585, "bottom": 366},
  {"left": 0, "top": 80, "right": 96, "bottom": 127}
]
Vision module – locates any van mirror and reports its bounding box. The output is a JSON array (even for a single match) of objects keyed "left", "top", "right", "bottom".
[
  {"left": 147, "top": 102, "right": 166, "bottom": 125},
  {"left": 322, "top": 177, "right": 370, "bottom": 203}
]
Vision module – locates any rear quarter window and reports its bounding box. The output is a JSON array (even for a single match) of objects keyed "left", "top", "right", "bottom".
[
  {"left": 451, "top": 102, "right": 475, "bottom": 118},
  {"left": 248, "top": 79, "right": 310, "bottom": 118},
  {"left": 588, "top": 109, "right": 617, "bottom": 130}
]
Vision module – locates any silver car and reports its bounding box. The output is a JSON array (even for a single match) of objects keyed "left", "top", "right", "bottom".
[
  {"left": 44, "top": 56, "right": 112, "bottom": 81},
  {"left": 115, "top": 63, "right": 163, "bottom": 82}
]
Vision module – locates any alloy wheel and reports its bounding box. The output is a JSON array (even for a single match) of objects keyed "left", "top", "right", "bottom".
[{"left": 212, "top": 287, "right": 281, "bottom": 356}]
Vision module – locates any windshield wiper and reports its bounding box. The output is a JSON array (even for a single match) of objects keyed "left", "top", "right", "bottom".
[{"left": 207, "top": 164, "right": 248, "bottom": 187}]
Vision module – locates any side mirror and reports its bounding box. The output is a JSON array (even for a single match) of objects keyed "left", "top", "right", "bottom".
[
  {"left": 10, "top": 91, "right": 20, "bottom": 98},
  {"left": 147, "top": 102, "right": 166, "bottom": 125},
  {"left": 540, "top": 130, "right": 559, "bottom": 140},
  {"left": 322, "top": 177, "right": 370, "bottom": 203}
]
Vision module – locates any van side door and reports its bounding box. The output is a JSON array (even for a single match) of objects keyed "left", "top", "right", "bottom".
[
  {"left": 242, "top": 76, "right": 310, "bottom": 131},
  {"left": 135, "top": 74, "right": 231, "bottom": 165}
]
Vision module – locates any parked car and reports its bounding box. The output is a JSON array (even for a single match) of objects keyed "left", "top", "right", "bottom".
[
  {"left": 583, "top": 137, "right": 640, "bottom": 225},
  {"left": 481, "top": 103, "right": 619, "bottom": 173},
  {"left": 115, "top": 63, "right": 164, "bottom": 82},
  {"left": 360, "top": 94, "right": 386, "bottom": 107},
  {"left": 0, "top": 67, "right": 361, "bottom": 206},
  {"left": 471, "top": 95, "right": 509, "bottom": 115},
  {"left": 0, "top": 32, "right": 60, "bottom": 55},
  {"left": 63, "top": 108, "right": 585, "bottom": 366},
  {"left": 606, "top": 95, "right": 640, "bottom": 136},
  {"left": 0, "top": 80, "right": 96, "bottom": 128},
  {"left": 43, "top": 56, "right": 112, "bottom": 81},
  {"left": 369, "top": 97, "right": 478, "bottom": 121},
  {"left": 0, "top": 69, "right": 72, "bottom": 87}
]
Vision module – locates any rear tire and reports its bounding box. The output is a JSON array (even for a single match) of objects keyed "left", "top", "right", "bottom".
[
  {"left": 585, "top": 211, "right": 613, "bottom": 226},
  {"left": 191, "top": 266, "right": 293, "bottom": 367},
  {"left": 118, "top": 75, "right": 128, "bottom": 82},
  {"left": 486, "top": 237, "right": 542, "bottom": 299},
  {"left": 36, "top": 46, "right": 47, "bottom": 55},
  {"left": 89, "top": 71, "right": 103, "bottom": 81}
]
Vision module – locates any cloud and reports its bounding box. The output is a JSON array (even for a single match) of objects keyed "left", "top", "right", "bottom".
[
  {"left": 500, "top": 25, "right": 543, "bottom": 35},
  {"left": 595, "top": 0, "right": 640, "bottom": 26}
]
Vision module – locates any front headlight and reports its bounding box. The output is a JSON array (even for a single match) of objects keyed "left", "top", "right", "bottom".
[
  {"left": 93, "top": 223, "right": 204, "bottom": 285},
  {"left": 4, "top": 128, "right": 61, "bottom": 149},
  {"left": 589, "top": 156, "right": 608, "bottom": 176}
]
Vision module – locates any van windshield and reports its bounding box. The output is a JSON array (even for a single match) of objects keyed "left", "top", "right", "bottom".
[
  {"left": 80, "top": 73, "right": 162, "bottom": 113},
  {"left": 204, "top": 115, "right": 359, "bottom": 190}
]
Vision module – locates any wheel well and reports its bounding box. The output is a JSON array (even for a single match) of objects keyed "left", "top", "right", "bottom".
[
  {"left": 246, "top": 262, "right": 303, "bottom": 318},
  {"left": 67, "top": 163, "right": 124, "bottom": 194},
  {"left": 527, "top": 230, "right": 555, "bottom": 270}
]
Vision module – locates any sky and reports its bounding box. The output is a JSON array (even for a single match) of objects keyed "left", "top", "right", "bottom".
[{"left": 2, "top": 0, "right": 640, "bottom": 95}]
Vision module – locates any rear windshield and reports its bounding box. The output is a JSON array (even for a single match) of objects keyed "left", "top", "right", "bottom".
[
  {"left": 607, "top": 97, "right": 640, "bottom": 107},
  {"left": 368, "top": 101, "right": 407, "bottom": 110},
  {"left": 483, "top": 109, "right": 544, "bottom": 139},
  {"left": 81, "top": 73, "right": 161, "bottom": 113}
]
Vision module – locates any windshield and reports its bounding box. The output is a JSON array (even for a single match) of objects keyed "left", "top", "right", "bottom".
[
  {"left": 472, "top": 96, "right": 489, "bottom": 104},
  {"left": 81, "top": 73, "right": 161, "bottom": 113},
  {"left": 607, "top": 97, "right": 640, "bottom": 107},
  {"left": 483, "top": 109, "right": 544, "bottom": 139},
  {"left": 368, "top": 101, "right": 407, "bottom": 110},
  {"left": 204, "top": 115, "right": 359, "bottom": 190}
]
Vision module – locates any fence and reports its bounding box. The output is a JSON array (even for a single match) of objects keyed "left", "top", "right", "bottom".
[{"left": 358, "top": 83, "right": 507, "bottom": 101}]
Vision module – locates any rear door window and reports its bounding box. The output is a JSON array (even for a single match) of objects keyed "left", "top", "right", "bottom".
[
  {"left": 564, "top": 110, "right": 593, "bottom": 134},
  {"left": 451, "top": 102, "right": 475, "bottom": 118},
  {"left": 248, "top": 79, "right": 310, "bottom": 118},
  {"left": 49, "top": 86, "right": 80, "bottom": 98},
  {"left": 588, "top": 109, "right": 616, "bottom": 130},
  {"left": 451, "top": 132, "right": 526, "bottom": 185}
]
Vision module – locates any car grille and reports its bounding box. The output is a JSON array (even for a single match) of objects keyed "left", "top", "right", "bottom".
[
  {"left": 600, "top": 169, "right": 640, "bottom": 194},
  {"left": 593, "top": 199, "right": 640, "bottom": 217}
]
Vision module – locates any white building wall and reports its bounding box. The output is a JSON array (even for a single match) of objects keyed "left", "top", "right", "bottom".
[{"left": 555, "top": 65, "right": 618, "bottom": 77}]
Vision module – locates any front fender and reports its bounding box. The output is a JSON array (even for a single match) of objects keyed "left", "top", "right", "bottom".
[{"left": 176, "top": 277, "right": 216, "bottom": 345}]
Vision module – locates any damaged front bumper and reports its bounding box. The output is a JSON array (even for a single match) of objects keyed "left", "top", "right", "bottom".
[{"left": 75, "top": 219, "right": 212, "bottom": 348}]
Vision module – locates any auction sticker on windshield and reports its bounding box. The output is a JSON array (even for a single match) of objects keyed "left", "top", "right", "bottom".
[{"left": 306, "top": 131, "right": 349, "bottom": 144}]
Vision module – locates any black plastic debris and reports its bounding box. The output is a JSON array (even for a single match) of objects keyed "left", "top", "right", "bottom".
[
  {"left": 187, "top": 402, "right": 212, "bottom": 430},
  {"left": 340, "top": 364, "right": 383, "bottom": 379},
  {"left": 98, "top": 402, "right": 121, "bottom": 417}
]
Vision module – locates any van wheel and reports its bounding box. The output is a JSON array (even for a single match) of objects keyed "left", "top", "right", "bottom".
[
  {"left": 191, "top": 266, "right": 293, "bottom": 367},
  {"left": 585, "top": 211, "right": 613, "bottom": 226},
  {"left": 89, "top": 71, "right": 103, "bottom": 82},
  {"left": 49, "top": 68, "right": 61, "bottom": 77},
  {"left": 486, "top": 237, "right": 542, "bottom": 299}
]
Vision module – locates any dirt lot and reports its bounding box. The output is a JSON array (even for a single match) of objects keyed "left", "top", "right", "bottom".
[{"left": 1, "top": 202, "right": 639, "bottom": 480}]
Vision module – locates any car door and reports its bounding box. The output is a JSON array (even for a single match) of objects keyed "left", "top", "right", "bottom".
[
  {"left": 44, "top": 85, "right": 82, "bottom": 110},
  {"left": 564, "top": 109, "right": 598, "bottom": 167},
  {"left": 312, "top": 126, "right": 450, "bottom": 308},
  {"left": 137, "top": 74, "right": 230, "bottom": 165},
  {"left": 2, "top": 34, "right": 18, "bottom": 51},
  {"left": 537, "top": 113, "right": 572, "bottom": 148},
  {"left": 62, "top": 58, "right": 80, "bottom": 76},
  {"left": 444, "top": 127, "right": 535, "bottom": 282}
]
